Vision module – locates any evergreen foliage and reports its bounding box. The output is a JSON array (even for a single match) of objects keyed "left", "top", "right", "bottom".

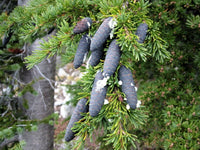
[
  {"left": 131, "top": 0, "right": 200, "bottom": 149},
  {"left": 0, "top": 0, "right": 199, "bottom": 149}
]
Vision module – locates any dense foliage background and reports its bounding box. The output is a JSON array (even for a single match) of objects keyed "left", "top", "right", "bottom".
[{"left": 136, "top": 1, "right": 200, "bottom": 149}]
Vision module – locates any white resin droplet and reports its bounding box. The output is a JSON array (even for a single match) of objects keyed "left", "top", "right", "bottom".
[
  {"left": 126, "top": 104, "right": 130, "bottom": 110},
  {"left": 135, "top": 86, "right": 138, "bottom": 92},
  {"left": 83, "top": 52, "right": 88, "bottom": 63},
  {"left": 118, "top": 80, "right": 123, "bottom": 85},
  {"left": 110, "top": 28, "right": 115, "bottom": 39},
  {"left": 108, "top": 18, "right": 117, "bottom": 29},
  {"left": 85, "top": 36, "right": 90, "bottom": 43},
  {"left": 104, "top": 99, "right": 109, "bottom": 105},
  {"left": 95, "top": 77, "right": 108, "bottom": 92},
  {"left": 86, "top": 55, "right": 92, "bottom": 69},
  {"left": 87, "top": 21, "right": 91, "bottom": 27},
  {"left": 136, "top": 100, "right": 141, "bottom": 108}
]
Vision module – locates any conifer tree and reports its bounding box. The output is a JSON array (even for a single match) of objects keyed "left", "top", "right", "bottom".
[
  {"left": 1, "top": 0, "right": 56, "bottom": 150},
  {"left": 0, "top": 0, "right": 199, "bottom": 149}
]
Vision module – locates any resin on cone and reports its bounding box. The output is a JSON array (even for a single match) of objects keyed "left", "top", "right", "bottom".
[
  {"left": 73, "top": 34, "right": 91, "bottom": 69},
  {"left": 89, "top": 70, "right": 107, "bottom": 117},
  {"left": 73, "top": 17, "right": 92, "bottom": 34},
  {"left": 118, "top": 65, "right": 137, "bottom": 109},
  {"left": 90, "top": 17, "right": 113, "bottom": 51}
]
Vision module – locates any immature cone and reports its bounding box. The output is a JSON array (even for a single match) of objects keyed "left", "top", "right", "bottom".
[
  {"left": 103, "top": 39, "right": 121, "bottom": 77},
  {"left": 90, "top": 17, "right": 113, "bottom": 51},
  {"left": 73, "top": 34, "right": 91, "bottom": 69},
  {"left": 65, "top": 98, "right": 88, "bottom": 142},
  {"left": 135, "top": 23, "right": 148, "bottom": 43},
  {"left": 89, "top": 70, "right": 107, "bottom": 117},
  {"left": 73, "top": 17, "right": 92, "bottom": 34},
  {"left": 118, "top": 65, "right": 137, "bottom": 109},
  {"left": 88, "top": 45, "right": 104, "bottom": 67}
]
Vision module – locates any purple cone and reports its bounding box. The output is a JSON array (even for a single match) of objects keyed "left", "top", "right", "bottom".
[
  {"left": 103, "top": 39, "right": 121, "bottom": 77},
  {"left": 90, "top": 17, "right": 113, "bottom": 51},
  {"left": 65, "top": 98, "right": 88, "bottom": 142},
  {"left": 118, "top": 65, "right": 137, "bottom": 109},
  {"left": 73, "top": 34, "right": 91, "bottom": 69},
  {"left": 89, "top": 71, "right": 107, "bottom": 117},
  {"left": 135, "top": 23, "right": 148, "bottom": 43},
  {"left": 73, "top": 17, "right": 92, "bottom": 34}
]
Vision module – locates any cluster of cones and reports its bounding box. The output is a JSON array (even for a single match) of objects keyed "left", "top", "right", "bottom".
[{"left": 65, "top": 17, "right": 148, "bottom": 142}]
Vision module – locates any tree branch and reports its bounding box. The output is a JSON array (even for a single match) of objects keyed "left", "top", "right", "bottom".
[
  {"left": 34, "top": 65, "right": 55, "bottom": 90},
  {"left": 0, "top": 135, "right": 19, "bottom": 149}
]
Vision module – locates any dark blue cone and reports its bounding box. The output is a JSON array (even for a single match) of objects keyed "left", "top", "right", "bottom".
[
  {"left": 118, "top": 65, "right": 137, "bottom": 109},
  {"left": 73, "top": 34, "right": 91, "bottom": 69},
  {"left": 135, "top": 23, "right": 148, "bottom": 43},
  {"left": 103, "top": 39, "right": 121, "bottom": 77},
  {"left": 89, "top": 70, "right": 107, "bottom": 117},
  {"left": 73, "top": 17, "right": 92, "bottom": 34},
  {"left": 65, "top": 98, "right": 88, "bottom": 142},
  {"left": 88, "top": 45, "right": 104, "bottom": 67},
  {"left": 90, "top": 17, "right": 113, "bottom": 51}
]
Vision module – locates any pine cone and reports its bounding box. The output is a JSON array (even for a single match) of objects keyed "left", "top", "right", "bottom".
[
  {"left": 118, "top": 65, "right": 137, "bottom": 109},
  {"left": 73, "top": 17, "right": 92, "bottom": 34},
  {"left": 65, "top": 98, "right": 88, "bottom": 142},
  {"left": 103, "top": 39, "right": 121, "bottom": 77},
  {"left": 89, "top": 70, "right": 107, "bottom": 117},
  {"left": 88, "top": 45, "right": 104, "bottom": 67},
  {"left": 135, "top": 23, "right": 148, "bottom": 43},
  {"left": 73, "top": 34, "right": 91, "bottom": 69},
  {"left": 90, "top": 17, "right": 113, "bottom": 51}
]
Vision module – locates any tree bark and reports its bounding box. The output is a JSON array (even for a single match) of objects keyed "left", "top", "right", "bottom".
[
  {"left": 19, "top": 32, "right": 56, "bottom": 150},
  {"left": 18, "top": 1, "right": 56, "bottom": 149},
  {"left": 18, "top": 0, "right": 28, "bottom": 6}
]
